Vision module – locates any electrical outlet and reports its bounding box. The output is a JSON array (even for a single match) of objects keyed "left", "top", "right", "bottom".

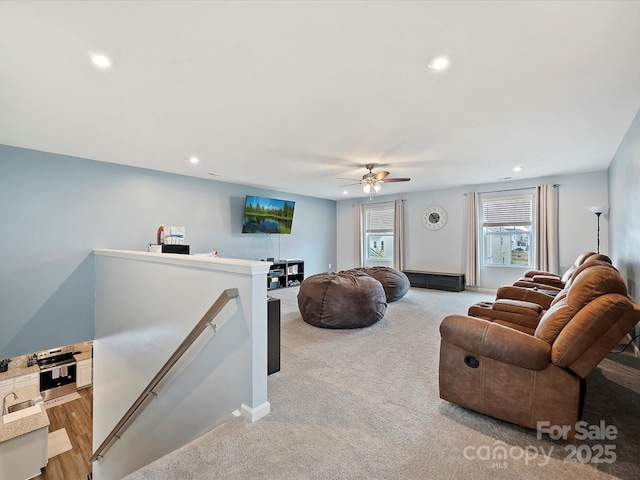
[{"left": 329, "top": 263, "right": 332, "bottom": 269}]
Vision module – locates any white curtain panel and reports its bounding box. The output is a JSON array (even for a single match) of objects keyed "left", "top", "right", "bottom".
[
  {"left": 354, "top": 203, "right": 363, "bottom": 267},
  {"left": 465, "top": 192, "right": 479, "bottom": 286},
  {"left": 393, "top": 199, "right": 404, "bottom": 271},
  {"left": 535, "top": 184, "right": 559, "bottom": 272}
]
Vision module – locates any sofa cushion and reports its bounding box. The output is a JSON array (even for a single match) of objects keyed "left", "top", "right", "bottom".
[{"left": 535, "top": 264, "right": 627, "bottom": 344}]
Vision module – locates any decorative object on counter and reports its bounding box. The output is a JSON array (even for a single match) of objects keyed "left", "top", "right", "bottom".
[
  {"left": 157, "top": 224, "right": 186, "bottom": 245},
  {"left": 194, "top": 251, "right": 218, "bottom": 257},
  {"left": 0, "top": 358, "right": 11, "bottom": 373},
  {"left": 155, "top": 224, "right": 189, "bottom": 254},
  {"left": 26, "top": 354, "right": 37, "bottom": 367}
]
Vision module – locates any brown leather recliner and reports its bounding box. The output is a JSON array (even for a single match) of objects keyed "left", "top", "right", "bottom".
[
  {"left": 439, "top": 264, "right": 640, "bottom": 437},
  {"left": 511, "top": 252, "right": 606, "bottom": 291},
  {"left": 468, "top": 259, "right": 617, "bottom": 334}
]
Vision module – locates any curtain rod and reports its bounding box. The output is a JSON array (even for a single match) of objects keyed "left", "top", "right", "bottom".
[
  {"left": 463, "top": 184, "right": 561, "bottom": 195},
  {"left": 352, "top": 199, "right": 407, "bottom": 206}
]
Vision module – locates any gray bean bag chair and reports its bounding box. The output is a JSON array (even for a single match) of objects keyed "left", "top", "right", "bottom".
[
  {"left": 347, "top": 267, "right": 410, "bottom": 302},
  {"left": 298, "top": 271, "right": 387, "bottom": 329}
]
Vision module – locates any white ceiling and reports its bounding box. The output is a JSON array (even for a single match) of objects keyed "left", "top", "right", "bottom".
[{"left": 2, "top": 1, "right": 640, "bottom": 200}]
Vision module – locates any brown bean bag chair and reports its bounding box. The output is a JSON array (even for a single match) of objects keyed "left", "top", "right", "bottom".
[
  {"left": 348, "top": 266, "right": 410, "bottom": 302},
  {"left": 298, "top": 271, "right": 387, "bottom": 328}
]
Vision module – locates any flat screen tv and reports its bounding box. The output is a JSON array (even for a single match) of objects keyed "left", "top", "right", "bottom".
[{"left": 242, "top": 195, "right": 295, "bottom": 234}]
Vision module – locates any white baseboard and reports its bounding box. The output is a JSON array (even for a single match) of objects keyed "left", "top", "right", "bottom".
[{"left": 240, "top": 401, "right": 270, "bottom": 422}]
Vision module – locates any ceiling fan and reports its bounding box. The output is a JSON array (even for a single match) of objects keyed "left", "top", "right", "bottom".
[{"left": 340, "top": 163, "right": 411, "bottom": 198}]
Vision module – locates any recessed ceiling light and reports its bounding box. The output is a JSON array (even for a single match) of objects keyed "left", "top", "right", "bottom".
[
  {"left": 513, "top": 166, "right": 523, "bottom": 172},
  {"left": 428, "top": 55, "right": 450, "bottom": 71},
  {"left": 343, "top": 191, "right": 348, "bottom": 195},
  {"left": 91, "top": 54, "right": 112, "bottom": 68},
  {"left": 189, "top": 156, "right": 199, "bottom": 164}
]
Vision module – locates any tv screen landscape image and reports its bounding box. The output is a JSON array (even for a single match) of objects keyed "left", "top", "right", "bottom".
[{"left": 242, "top": 195, "right": 295, "bottom": 234}]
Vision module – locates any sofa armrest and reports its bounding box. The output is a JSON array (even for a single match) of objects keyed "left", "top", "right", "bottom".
[
  {"left": 523, "top": 269, "right": 559, "bottom": 279},
  {"left": 531, "top": 275, "right": 565, "bottom": 289},
  {"left": 440, "top": 315, "right": 551, "bottom": 370},
  {"left": 493, "top": 299, "right": 543, "bottom": 316},
  {"left": 496, "top": 285, "right": 554, "bottom": 309}
]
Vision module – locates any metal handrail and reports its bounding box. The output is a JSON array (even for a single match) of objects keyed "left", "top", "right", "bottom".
[{"left": 90, "top": 287, "right": 240, "bottom": 462}]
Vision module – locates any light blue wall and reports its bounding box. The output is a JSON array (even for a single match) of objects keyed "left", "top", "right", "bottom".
[
  {"left": 608, "top": 107, "right": 640, "bottom": 347},
  {"left": 0, "top": 145, "right": 336, "bottom": 358},
  {"left": 337, "top": 170, "right": 608, "bottom": 290}
]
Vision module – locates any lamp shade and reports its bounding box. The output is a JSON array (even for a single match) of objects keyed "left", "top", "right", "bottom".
[{"left": 588, "top": 205, "right": 608, "bottom": 215}]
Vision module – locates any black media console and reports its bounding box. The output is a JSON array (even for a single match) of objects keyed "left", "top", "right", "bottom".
[{"left": 403, "top": 270, "right": 465, "bottom": 292}]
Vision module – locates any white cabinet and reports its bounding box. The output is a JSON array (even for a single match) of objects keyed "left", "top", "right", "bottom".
[
  {"left": 77, "top": 358, "right": 92, "bottom": 389},
  {"left": 0, "top": 425, "right": 48, "bottom": 480},
  {"left": 13, "top": 372, "right": 39, "bottom": 391},
  {"left": 0, "top": 378, "right": 13, "bottom": 394}
]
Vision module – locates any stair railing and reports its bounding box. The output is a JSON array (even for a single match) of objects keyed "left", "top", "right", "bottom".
[{"left": 90, "top": 287, "right": 239, "bottom": 462}]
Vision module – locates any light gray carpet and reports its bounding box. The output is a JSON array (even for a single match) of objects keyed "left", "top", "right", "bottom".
[{"left": 126, "top": 287, "right": 640, "bottom": 480}]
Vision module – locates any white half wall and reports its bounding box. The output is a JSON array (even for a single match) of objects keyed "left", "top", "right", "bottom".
[{"left": 92, "top": 250, "right": 270, "bottom": 480}]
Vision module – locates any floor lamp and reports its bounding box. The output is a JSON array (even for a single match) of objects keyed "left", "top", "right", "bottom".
[{"left": 588, "top": 205, "right": 608, "bottom": 253}]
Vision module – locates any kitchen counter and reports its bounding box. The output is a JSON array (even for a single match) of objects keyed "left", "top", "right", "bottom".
[
  {"left": 0, "top": 360, "right": 39, "bottom": 382},
  {"left": 1, "top": 340, "right": 93, "bottom": 382},
  {"left": 0, "top": 385, "right": 49, "bottom": 443},
  {"left": 74, "top": 350, "right": 92, "bottom": 362},
  {"left": 0, "top": 385, "right": 50, "bottom": 480}
]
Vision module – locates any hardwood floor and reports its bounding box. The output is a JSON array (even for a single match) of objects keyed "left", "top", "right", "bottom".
[{"left": 34, "top": 387, "right": 93, "bottom": 480}]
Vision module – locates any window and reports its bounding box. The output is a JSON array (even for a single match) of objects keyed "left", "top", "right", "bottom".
[
  {"left": 363, "top": 203, "right": 394, "bottom": 261},
  {"left": 481, "top": 194, "right": 534, "bottom": 267}
]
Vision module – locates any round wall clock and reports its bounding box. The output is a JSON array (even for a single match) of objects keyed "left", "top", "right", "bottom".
[{"left": 423, "top": 205, "right": 447, "bottom": 230}]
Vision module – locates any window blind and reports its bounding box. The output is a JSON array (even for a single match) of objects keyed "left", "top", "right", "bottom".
[
  {"left": 482, "top": 195, "right": 533, "bottom": 227},
  {"left": 364, "top": 205, "right": 394, "bottom": 233}
]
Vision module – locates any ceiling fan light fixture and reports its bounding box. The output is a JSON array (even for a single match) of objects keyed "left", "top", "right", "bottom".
[
  {"left": 362, "top": 178, "right": 383, "bottom": 198},
  {"left": 90, "top": 53, "right": 113, "bottom": 68},
  {"left": 350, "top": 164, "right": 408, "bottom": 198},
  {"left": 428, "top": 55, "right": 449, "bottom": 71}
]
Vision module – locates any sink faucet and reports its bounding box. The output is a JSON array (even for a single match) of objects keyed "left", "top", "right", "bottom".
[{"left": 2, "top": 392, "right": 17, "bottom": 415}]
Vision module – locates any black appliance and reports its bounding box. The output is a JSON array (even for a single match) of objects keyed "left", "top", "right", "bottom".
[
  {"left": 162, "top": 244, "right": 190, "bottom": 254},
  {"left": 36, "top": 345, "right": 77, "bottom": 401}
]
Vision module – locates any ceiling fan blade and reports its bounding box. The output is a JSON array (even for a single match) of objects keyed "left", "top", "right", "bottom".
[
  {"left": 337, "top": 177, "right": 361, "bottom": 181},
  {"left": 339, "top": 182, "right": 362, "bottom": 187},
  {"left": 372, "top": 171, "right": 390, "bottom": 181},
  {"left": 382, "top": 177, "right": 411, "bottom": 183}
]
